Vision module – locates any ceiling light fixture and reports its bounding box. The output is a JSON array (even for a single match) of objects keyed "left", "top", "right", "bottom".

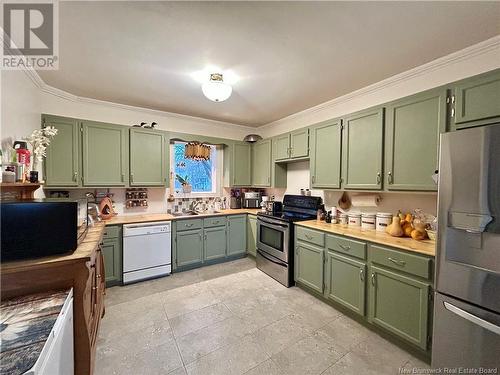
[{"left": 201, "top": 73, "right": 232, "bottom": 102}]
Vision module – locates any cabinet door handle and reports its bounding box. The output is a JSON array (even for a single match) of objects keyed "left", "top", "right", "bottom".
[
  {"left": 204, "top": 234, "right": 207, "bottom": 240},
  {"left": 388, "top": 171, "right": 393, "bottom": 184},
  {"left": 199, "top": 233, "right": 202, "bottom": 241},
  {"left": 312, "top": 176, "right": 316, "bottom": 184},
  {"left": 73, "top": 172, "right": 78, "bottom": 182},
  {"left": 121, "top": 173, "right": 125, "bottom": 182},
  {"left": 371, "top": 273, "right": 376, "bottom": 286},
  {"left": 359, "top": 269, "right": 364, "bottom": 281},
  {"left": 376, "top": 172, "right": 381, "bottom": 184},
  {"left": 388, "top": 257, "right": 406, "bottom": 266},
  {"left": 130, "top": 173, "right": 134, "bottom": 183},
  {"left": 339, "top": 244, "right": 350, "bottom": 251}
]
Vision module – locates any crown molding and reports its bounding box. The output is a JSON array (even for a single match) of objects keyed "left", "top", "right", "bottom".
[
  {"left": 14, "top": 35, "right": 500, "bottom": 133},
  {"left": 17, "top": 62, "right": 255, "bottom": 131},
  {"left": 259, "top": 35, "right": 500, "bottom": 131}
]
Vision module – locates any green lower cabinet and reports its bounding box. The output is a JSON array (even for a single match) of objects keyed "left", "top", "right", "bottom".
[
  {"left": 295, "top": 242, "right": 324, "bottom": 294},
  {"left": 204, "top": 226, "right": 227, "bottom": 261},
  {"left": 368, "top": 265, "right": 430, "bottom": 350},
  {"left": 176, "top": 228, "right": 203, "bottom": 268},
  {"left": 324, "top": 251, "right": 366, "bottom": 316},
  {"left": 452, "top": 69, "right": 500, "bottom": 130},
  {"left": 102, "top": 237, "right": 122, "bottom": 287},
  {"left": 247, "top": 215, "right": 257, "bottom": 257},
  {"left": 227, "top": 215, "right": 247, "bottom": 256}
]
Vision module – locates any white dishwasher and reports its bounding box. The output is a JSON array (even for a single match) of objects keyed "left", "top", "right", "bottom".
[{"left": 123, "top": 221, "right": 172, "bottom": 284}]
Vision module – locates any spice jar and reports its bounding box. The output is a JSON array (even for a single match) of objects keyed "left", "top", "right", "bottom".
[{"left": 348, "top": 213, "right": 361, "bottom": 227}]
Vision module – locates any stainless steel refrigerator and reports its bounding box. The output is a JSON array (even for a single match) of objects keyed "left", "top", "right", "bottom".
[{"left": 432, "top": 124, "right": 500, "bottom": 368}]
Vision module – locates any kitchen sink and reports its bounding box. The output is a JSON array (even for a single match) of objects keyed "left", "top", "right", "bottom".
[
  {"left": 171, "top": 210, "right": 222, "bottom": 217},
  {"left": 172, "top": 211, "right": 199, "bottom": 216}
]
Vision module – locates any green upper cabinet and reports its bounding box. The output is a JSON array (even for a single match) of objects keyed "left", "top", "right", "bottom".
[
  {"left": 290, "top": 128, "right": 309, "bottom": 158},
  {"left": 247, "top": 215, "right": 257, "bottom": 257},
  {"left": 227, "top": 215, "right": 247, "bottom": 256},
  {"left": 274, "top": 129, "right": 309, "bottom": 161},
  {"left": 324, "top": 251, "right": 366, "bottom": 316},
  {"left": 385, "top": 88, "right": 446, "bottom": 191},
  {"left": 310, "top": 119, "right": 342, "bottom": 189},
  {"left": 43, "top": 115, "right": 81, "bottom": 187},
  {"left": 295, "top": 241, "right": 324, "bottom": 294},
  {"left": 230, "top": 142, "right": 251, "bottom": 186},
  {"left": 204, "top": 226, "right": 227, "bottom": 261},
  {"left": 451, "top": 69, "right": 500, "bottom": 130},
  {"left": 342, "top": 107, "right": 384, "bottom": 190},
  {"left": 274, "top": 134, "right": 290, "bottom": 161},
  {"left": 251, "top": 139, "right": 272, "bottom": 187},
  {"left": 82, "top": 121, "right": 128, "bottom": 186},
  {"left": 368, "top": 265, "right": 430, "bottom": 350},
  {"left": 129, "top": 128, "right": 168, "bottom": 186}
]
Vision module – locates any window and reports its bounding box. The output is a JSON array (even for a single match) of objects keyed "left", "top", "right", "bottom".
[{"left": 171, "top": 141, "right": 220, "bottom": 196}]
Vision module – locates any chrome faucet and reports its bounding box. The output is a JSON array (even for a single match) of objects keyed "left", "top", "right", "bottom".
[{"left": 190, "top": 200, "right": 203, "bottom": 212}]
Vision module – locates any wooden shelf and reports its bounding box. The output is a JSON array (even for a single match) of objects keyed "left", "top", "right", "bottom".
[{"left": 1, "top": 182, "right": 42, "bottom": 199}]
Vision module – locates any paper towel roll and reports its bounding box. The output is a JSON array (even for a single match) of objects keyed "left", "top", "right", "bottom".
[{"left": 351, "top": 195, "right": 381, "bottom": 207}]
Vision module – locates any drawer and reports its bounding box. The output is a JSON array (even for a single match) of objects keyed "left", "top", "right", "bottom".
[
  {"left": 326, "top": 234, "right": 366, "bottom": 260},
  {"left": 296, "top": 226, "right": 325, "bottom": 247},
  {"left": 103, "top": 225, "right": 121, "bottom": 239},
  {"left": 203, "top": 216, "right": 227, "bottom": 228},
  {"left": 176, "top": 218, "right": 203, "bottom": 231},
  {"left": 369, "top": 244, "right": 432, "bottom": 280}
]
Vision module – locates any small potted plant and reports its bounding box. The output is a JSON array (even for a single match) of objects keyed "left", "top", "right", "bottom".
[
  {"left": 25, "top": 126, "right": 58, "bottom": 182},
  {"left": 176, "top": 174, "right": 192, "bottom": 193}
]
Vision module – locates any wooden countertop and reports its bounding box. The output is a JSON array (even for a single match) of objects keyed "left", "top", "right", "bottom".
[
  {"left": 104, "top": 208, "right": 261, "bottom": 225},
  {"left": 296, "top": 220, "right": 436, "bottom": 257},
  {"left": 1, "top": 223, "right": 105, "bottom": 273}
]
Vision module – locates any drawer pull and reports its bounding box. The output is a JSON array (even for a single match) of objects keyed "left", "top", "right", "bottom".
[
  {"left": 213, "top": 220, "right": 219, "bottom": 224},
  {"left": 371, "top": 273, "right": 376, "bottom": 286},
  {"left": 339, "top": 244, "right": 350, "bottom": 251},
  {"left": 305, "top": 234, "right": 313, "bottom": 240},
  {"left": 185, "top": 223, "right": 194, "bottom": 228},
  {"left": 388, "top": 257, "right": 406, "bottom": 266},
  {"left": 359, "top": 269, "right": 364, "bottom": 281}
]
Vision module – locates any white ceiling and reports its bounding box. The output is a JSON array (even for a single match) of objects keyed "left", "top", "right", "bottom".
[{"left": 39, "top": 1, "right": 500, "bottom": 127}]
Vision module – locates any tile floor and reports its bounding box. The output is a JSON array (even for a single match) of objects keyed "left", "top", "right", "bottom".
[{"left": 96, "top": 258, "right": 429, "bottom": 375}]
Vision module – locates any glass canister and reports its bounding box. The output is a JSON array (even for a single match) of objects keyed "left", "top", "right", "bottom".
[
  {"left": 348, "top": 212, "right": 361, "bottom": 227},
  {"left": 361, "top": 213, "right": 376, "bottom": 230},
  {"left": 376, "top": 212, "right": 393, "bottom": 232},
  {"left": 339, "top": 213, "right": 348, "bottom": 227}
]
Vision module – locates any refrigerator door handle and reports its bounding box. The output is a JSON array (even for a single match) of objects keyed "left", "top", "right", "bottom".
[{"left": 444, "top": 301, "right": 500, "bottom": 335}]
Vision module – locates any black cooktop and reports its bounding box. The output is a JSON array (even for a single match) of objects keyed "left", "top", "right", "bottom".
[{"left": 257, "top": 194, "right": 322, "bottom": 223}]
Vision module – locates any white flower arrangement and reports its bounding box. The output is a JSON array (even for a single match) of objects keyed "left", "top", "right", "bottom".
[{"left": 25, "top": 126, "right": 58, "bottom": 170}]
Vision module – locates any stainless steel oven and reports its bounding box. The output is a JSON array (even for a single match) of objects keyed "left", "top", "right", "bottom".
[{"left": 256, "top": 215, "right": 290, "bottom": 263}]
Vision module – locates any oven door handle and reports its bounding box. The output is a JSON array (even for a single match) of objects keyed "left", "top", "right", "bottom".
[
  {"left": 257, "top": 219, "right": 289, "bottom": 231},
  {"left": 257, "top": 249, "right": 288, "bottom": 267}
]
